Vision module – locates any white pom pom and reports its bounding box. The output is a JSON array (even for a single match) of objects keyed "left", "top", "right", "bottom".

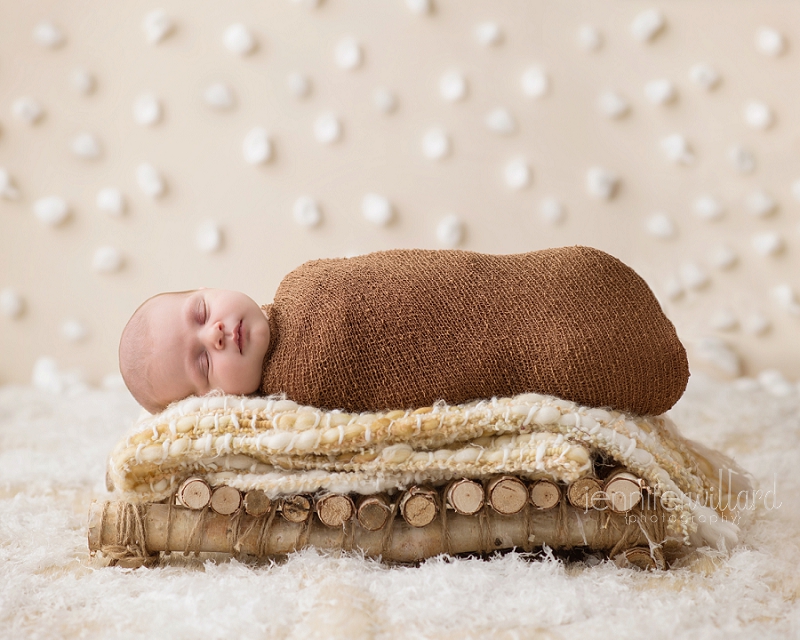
[
  {"left": 0, "top": 289, "right": 24, "bottom": 318},
  {"left": 33, "top": 197, "right": 70, "bottom": 226},
  {"left": 142, "top": 9, "right": 175, "bottom": 44},
  {"left": 293, "top": 196, "right": 322, "bottom": 227},
  {"left": 586, "top": 167, "right": 619, "bottom": 200},
  {"left": 485, "top": 108, "right": 516, "bottom": 135},
  {"left": 405, "top": 0, "right": 432, "bottom": 14},
  {"left": 755, "top": 27, "right": 786, "bottom": 56},
  {"left": 287, "top": 72, "right": 311, "bottom": 99},
  {"left": 440, "top": 71, "right": 468, "bottom": 102},
  {"left": 61, "top": 319, "right": 89, "bottom": 342},
  {"left": 771, "top": 284, "right": 800, "bottom": 316},
  {"left": 743, "top": 101, "right": 775, "bottom": 130},
  {"left": 689, "top": 64, "right": 720, "bottom": 90},
  {"left": 709, "top": 309, "right": 738, "bottom": 331},
  {"left": 521, "top": 67, "right": 550, "bottom": 99},
  {"left": 504, "top": 158, "right": 532, "bottom": 190},
  {"left": 12, "top": 97, "right": 44, "bottom": 124},
  {"left": 242, "top": 127, "right": 273, "bottom": 164},
  {"left": 196, "top": 221, "right": 223, "bottom": 252},
  {"left": 597, "top": 91, "right": 630, "bottom": 119},
  {"left": 751, "top": 231, "right": 783, "bottom": 256},
  {"left": 70, "top": 68, "right": 96, "bottom": 95},
  {"left": 373, "top": 88, "right": 398, "bottom": 113},
  {"left": 743, "top": 313, "right": 770, "bottom": 336},
  {"left": 33, "top": 21, "right": 65, "bottom": 48},
  {"left": 96, "top": 188, "right": 126, "bottom": 216},
  {"left": 203, "top": 82, "right": 235, "bottom": 110},
  {"left": 644, "top": 79, "right": 676, "bottom": 105},
  {"left": 92, "top": 246, "right": 123, "bottom": 273},
  {"left": 746, "top": 190, "right": 777, "bottom": 217},
  {"left": 475, "top": 22, "right": 503, "bottom": 46},
  {"left": 680, "top": 262, "right": 709, "bottom": 290},
  {"left": 334, "top": 37, "right": 363, "bottom": 70},
  {"left": 757, "top": 369, "right": 794, "bottom": 397},
  {"left": 693, "top": 336, "right": 741, "bottom": 377},
  {"left": 70, "top": 132, "right": 102, "bottom": 159},
  {"left": 539, "top": 197, "right": 565, "bottom": 225},
  {"left": 361, "top": 193, "right": 393, "bottom": 226},
  {"left": 314, "top": 113, "right": 342, "bottom": 144},
  {"left": 223, "top": 24, "right": 257, "bottom": 55},
  {"left": 436, "top": 214, "right": 464, "bottom": 247},
  {"left": 0, "top": 168, "right": 20, "bottom": 200},
  {"left": 662, "top": 276, "right": 684, "bottom": 301},
  {"left": 645, "top": 212, "right": 676, "bottom": 239},
  {"left": 728, "top": 145, "right": 756, "bottom": 174},
  {"left": 136, "top": 163, "right": 166, "bottom": 198},
  {"left": 792, "top": 179, "right": 800, "bottom": 203},
  {"left": 660, "top": 134, "right": 694, "bottom": 164},
  {"left": 133, "top": 94, "right": 162, "bottom": 125},
  {"left": 693, "top": 195, "right": 724, "bottom": 221},
  {"left": 577, "top": 25, "right": 603, "bottom": 51},
  {"left": 708, "top": 245, "right": 737, "bottom": 270},
  {"left": 630, "top": 9, "right": 666, "bottom": 42},
  {"left": 422, "top": 128, "right": 451, "bottom": 160}
]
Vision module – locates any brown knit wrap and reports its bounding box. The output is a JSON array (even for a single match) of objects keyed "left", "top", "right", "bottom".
[{"left": 260, "top": 246, "right": 689, "bottom": 416}]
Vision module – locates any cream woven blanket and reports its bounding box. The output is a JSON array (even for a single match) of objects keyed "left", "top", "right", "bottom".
[{"left": 107, "top": 391, "right": 751, "bottom": 550}]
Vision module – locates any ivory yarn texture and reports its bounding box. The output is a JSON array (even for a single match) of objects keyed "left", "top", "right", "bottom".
[{"left": 261, "top": 246, "right": 689, "bottom": 416}]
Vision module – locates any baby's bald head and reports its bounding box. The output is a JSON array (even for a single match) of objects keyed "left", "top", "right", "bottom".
[{"left": 119, "top": 292, "right": 185, "bottom": 414}]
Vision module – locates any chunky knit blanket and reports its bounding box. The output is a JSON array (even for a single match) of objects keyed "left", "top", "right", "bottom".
[
  {"left": 260, "top": 246, "right": 689, "bottom": 416},
  {"left": 106, "top": 390, "right": 750, "bottom": 551}
]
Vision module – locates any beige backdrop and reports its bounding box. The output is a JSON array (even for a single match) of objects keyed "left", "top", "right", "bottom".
[{"left": 1, "top": 0, "right": 799, "bottom": 388}]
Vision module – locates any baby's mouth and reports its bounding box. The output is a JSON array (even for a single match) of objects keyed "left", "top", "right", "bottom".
[{"left": 236, "top": 320, "right": 243, "bottom": 354}]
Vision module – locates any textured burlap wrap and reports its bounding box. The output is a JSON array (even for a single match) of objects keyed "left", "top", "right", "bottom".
[{"left": 260, "top": 246, "right": 689, "bottom": 416}]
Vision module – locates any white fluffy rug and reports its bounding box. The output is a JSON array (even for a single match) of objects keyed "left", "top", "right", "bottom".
[{"left": 1, "top": 373, "right": 798, "bottom": 639}]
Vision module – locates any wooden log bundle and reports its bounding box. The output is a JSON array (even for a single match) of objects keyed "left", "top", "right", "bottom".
[
  {"left": 88, "top": 497, "right": 657, "bottom": 565},
  {"left": 90, "top": 472, "right": 666, "bottom": 567}
]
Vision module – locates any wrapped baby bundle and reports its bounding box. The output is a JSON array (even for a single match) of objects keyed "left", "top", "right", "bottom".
[{"left": 90, "top": 247, "right": 749, "bottom": 569}]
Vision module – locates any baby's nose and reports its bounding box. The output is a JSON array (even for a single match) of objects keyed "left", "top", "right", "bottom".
[{"left": 207, "top": 321, "right": 225, "bottom": 349}]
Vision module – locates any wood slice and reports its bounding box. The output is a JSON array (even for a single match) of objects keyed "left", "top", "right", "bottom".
[
  {"left": 445, "top": 479, "right": 484, "bottom": 515},
  {"left": 529, "top": 479, "right": 561, "bottom": 510},
  {"left": 399, "top": 487, "right": 438, "bottom": 527},
  {"left": 356, "top": 495, "right": 391, "bottom": 531},
  {"left": 281, "top": 495, "right": 312, "bottom": 523},
  {"left": 177, "top": 477, "right": 211, "bottom": 510},
  {"left": 604, "top": 472, "right": 643, "bottom": 513},
  {"left": 487, "top": 476, "right": 527, "bottom": 515},
  {"left": 621, "top": 546, "right": 656, "bottom": 570},
  {"left": 243, "top": 490, "right": 271, "bottom": 517},
  {"left": 316, "top": 494, "right": 355, "bottom": 527},
  {"left": 210, "top": 486, "right": 243, "bottom": 515},
  {"left": 566, "top": 477, "right": 603, "bottom": 510}
]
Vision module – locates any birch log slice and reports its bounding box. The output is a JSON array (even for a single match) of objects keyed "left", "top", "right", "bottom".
[
  {"left": 316, "top": 494, "right": 355, "bottom": 527},
  {"left": 399, "top": 486, "right": 438, "bottom": 527},
  {"left": 487, "top": 476, "right": 528, "bottom": 515},
  {"left": 604, "top": 472, "right": 643, "bottom": 513},
  {"left": 177, "top": 477, "right": 211, "bottom": 510},
  {"left": 281, "top": 495, "right": 312, "bottom": 523},
  {"left": 621, "top": 546, "right": 657, "bottom": 570},
  {"left": 445, "top": 478, "right": 485, "bottom": 515},
  {"left": 210, "top": 486, "right": 243, "bottom": 515},
  {"left": 356, "top": 495, "right": 391, "bottom": 531},
  {"left": 529, "top": 479, "right": 561, "bottom": 510},
  {"left": 567, "top": 477, "right": 604, "bottom": 510},
  {"left": 243, "top": 490, "right": 271, "bottom": 517}
]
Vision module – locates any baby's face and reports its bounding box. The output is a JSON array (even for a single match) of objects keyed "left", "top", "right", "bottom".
[{"left": 145, "top": 289, "right": 271, "bottom": 408}]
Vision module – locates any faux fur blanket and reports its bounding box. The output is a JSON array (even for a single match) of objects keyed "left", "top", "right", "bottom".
[{"left": 260, "top": 246, "right": 689, "bottom": 416}]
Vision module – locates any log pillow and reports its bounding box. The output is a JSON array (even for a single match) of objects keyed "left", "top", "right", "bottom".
[{"left": 261, "top": 246, "right": 689, "bottom": 415}]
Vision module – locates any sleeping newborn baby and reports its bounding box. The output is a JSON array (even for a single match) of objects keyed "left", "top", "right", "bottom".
[{"left": 119, "top": 246, "right": 690, "bottom": 416}]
